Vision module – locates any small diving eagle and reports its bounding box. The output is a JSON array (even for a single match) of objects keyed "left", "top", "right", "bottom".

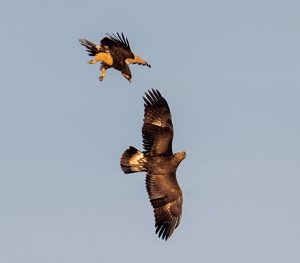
[
  {"left": 120, "top": 89, "right": 186, "bottom": 240},
  {"left": 79, "top": 33, "right": 151, "bottom": 82}
]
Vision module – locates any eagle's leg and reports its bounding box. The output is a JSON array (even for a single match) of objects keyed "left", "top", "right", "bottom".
[
  {"left": 99, "top": 68, "right": 106, "bottom": 81},
  {"left": 99, "top": 64, "right": 108, "bottom": 81}
]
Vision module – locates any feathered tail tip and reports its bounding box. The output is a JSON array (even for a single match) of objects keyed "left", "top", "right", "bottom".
[{"left": 120, "top": 146, "right": 147, "bottom": 174}]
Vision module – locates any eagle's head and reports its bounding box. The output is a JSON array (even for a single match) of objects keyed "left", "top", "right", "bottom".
[{"left": 174, "top": 151, "right": 186, "bottom": 164}]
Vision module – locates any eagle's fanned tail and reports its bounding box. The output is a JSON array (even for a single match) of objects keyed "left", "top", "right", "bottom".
[
  {"left": 79, "top": 39, "right": 100, "bottom": 56},
  {"left": 120, "top": 146, "right": 147, "bottom": 174}
]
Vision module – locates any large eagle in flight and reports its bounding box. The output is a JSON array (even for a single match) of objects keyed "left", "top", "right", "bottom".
[
  {"left": 79, "top": 33, "right": 151, "bottom": 82},
  {"left": 120, "top": 89, "right": 186, "bottom": 240}
]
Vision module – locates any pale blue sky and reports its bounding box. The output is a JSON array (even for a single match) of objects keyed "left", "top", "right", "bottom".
[{"left": 0, "top": 0, "right": 299, "bottom": 262}]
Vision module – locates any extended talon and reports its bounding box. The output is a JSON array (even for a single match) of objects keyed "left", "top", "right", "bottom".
[{"left": 99, "top": 67, "right": 106, "bottom": 81}]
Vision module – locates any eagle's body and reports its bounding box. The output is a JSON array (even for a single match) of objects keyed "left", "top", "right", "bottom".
[
  {"left": 120, "top": 89, "right": 186, "bottom": 240},
  {"left": 79, "top": 33, "right": 150, "bottom": 82}
]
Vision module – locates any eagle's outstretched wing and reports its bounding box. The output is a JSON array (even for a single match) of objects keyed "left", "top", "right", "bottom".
[
  {"left": 146, "top": 173, "right": 183, "bottom": 240},
  {"left": 142, "top": 89, "right": 173, "bottom": 156},
  {"left": 101, "top": 32, "right": 131, "bottom": 51}
]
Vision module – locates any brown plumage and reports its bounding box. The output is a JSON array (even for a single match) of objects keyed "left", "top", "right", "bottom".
[
  {"left": 79, "top": 33, "right": 151, "bottom": 82},
  {"left": 120, "top": 89, "right": 186, "bottom": 240}
]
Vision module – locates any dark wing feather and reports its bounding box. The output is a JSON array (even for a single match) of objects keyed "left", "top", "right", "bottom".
[
  {"left": 142, "top": 89, "right": 173, "bottom": 155},
  {"left": 101, "top": 32, "right": 131, "bottom": 51},
  {"left": 146, "top": 173, "right": 183, "bottom": 240}
]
